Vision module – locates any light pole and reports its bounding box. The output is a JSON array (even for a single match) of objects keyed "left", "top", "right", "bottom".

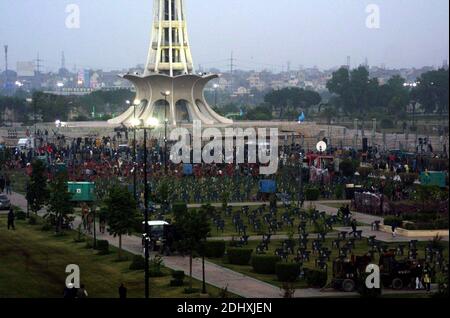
[
  {"left": 128, "top": 99, "right": 139, "bottom": 200},
  {"left": 298, "top": 152, "right": 304, "bottom": 208},
  {"left": 161, "top": 91, "right": 171, "bottom": 175},
  {"left": 213, "top": 83, "right": 219, "bottom": 108},
  {"left": 131, "top": 117, "right": 159, "bottom": 299}
]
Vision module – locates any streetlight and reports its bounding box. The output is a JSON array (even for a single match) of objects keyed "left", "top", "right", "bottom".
[
  {"left": 298, "top": 152, "right": 304, "bottom": 208},
  {"left": 161, "top": 91, "right": 171, "bottom": 175},
  {"left": 131, "top": 117, "right": 159, "bottom": 299},
  {"left": 130, "top": 99, "right": 141, "bottom": 200}
]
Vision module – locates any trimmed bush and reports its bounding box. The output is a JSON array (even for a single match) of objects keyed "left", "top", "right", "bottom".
[
  {"left": 304, "top": 269, "right": 328, "bottom": 288},
  {"left": 170, "top": 270, "right": 185, "bottom": 287},
  {"left": 96, "top": 240, "right": 109, "bottom": 254},
  {"left": 357, "top": 166, "right": 373, "bottom": 178},
  {"left": 172, "top": 202, "right": 188, "bottom": 220},
  {"left": 204, "top": 241, "right": 226, "bottom": 258},
  {"left": 339, "top": 159, "right": 356, "bottom": 177},
  {"left": 41, "top": 222, "right": 52, "bottom": 232},
  {"left": 383, "top": 216, "right": 403, "bottom": 227},
  {"left": 334, "top": 184, "right": 345, "bottom": 200},
  {"left": 227, "top": 248, "right": 253, "bottom": 265},
  {"left": 275, "top": 262, "right": 301, "bottom": 282},
  {"left": 129, "top": 255, "right": 145, "bottom": 270},
  {"left": 15, "top": 211, "right": 27, "bottom": 220},
  {"left": 304, "top": 187, "right": 320, "bottom": 201},
  {"left": 28, "top": 215, "right": 38, "bottom": 225},
  {"left": 251, "top": 255, "right": 281, "bottom": 274}
]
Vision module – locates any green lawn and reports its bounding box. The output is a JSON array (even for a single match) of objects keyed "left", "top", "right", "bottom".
[
  {"left": 207, "top": 238, "right": 449, "bottom": 290},
  {"left": 0, "top": 216, "right": 228, "bottom": 298},
  {"left": 181, "top": 205, "right": 347, "bottom": 238}
]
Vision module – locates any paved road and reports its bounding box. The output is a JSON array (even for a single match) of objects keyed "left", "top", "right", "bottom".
[{"left": 6, "top": 192, "right": 439, "bottom": 298}]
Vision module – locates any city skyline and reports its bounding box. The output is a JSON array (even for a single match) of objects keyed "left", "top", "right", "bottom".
[{"left": 0, "top": 0, "right": 449, "bottom": 73}]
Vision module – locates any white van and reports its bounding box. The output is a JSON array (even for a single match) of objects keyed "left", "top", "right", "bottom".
[{"left": 17, "top": 138, "right": 34, "bottom": 150}]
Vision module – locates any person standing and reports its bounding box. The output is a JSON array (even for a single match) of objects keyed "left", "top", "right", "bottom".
[
  {"left": 119, "top": 283, "right": 127, "bottom": 299},
  {"left": 391, "top": 221, "right": 398, "bottom": 238},
  {"left": 99, "top": 211, "right": 107, "bottom": 234},
  {"left": 349, "top": 219, "right": 358, "bottom": 237},
  {"left": 7, "top": 208, "right": 15, "bottom": 230},
  {"left": 0, "top": 175, "right": 5, "bottom": 193},
  {"left": 423, "top": 272, "right": 432, "bottom": 292}
]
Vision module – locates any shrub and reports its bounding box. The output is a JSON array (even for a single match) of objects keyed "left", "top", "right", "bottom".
[
  {"left": 96, "top": 240, "right": 110, "bottom": 254},
  {"left": 251, "top": 255, "right": 281, "bottom": 274},
  {"left": 275, "top": 262, "right": 301, "bottom": 282},
  {"left": 304, "top": 187, "right": 320, "bottom": 201},
  {"left": 227, "top": 248, "right": 253, "bottom": 265},
  {"left": 28, "top": 215, "right": 38, "bottom": 225},
  {"left": 339, "top": 159, "right": 356, "bottom": 177},
  {"left": 383, "top": 216, "right": 403, "bottom": 227},
  {"left": 204, "top": 241, "right": 226, "bottom": 258},
  {"left": 129, "top": 255, "right": 145, "bottom": 270},
  {"left": 41, "top": 221, "right": 52, "bottom": 232},
  {"left": 149, "top": 255, "right": 165, "bottom": 277},
  {"left": 334, "top": 184, "right": 345, "bottom": 200},
  {"left": 15, "top": 211, "right": 27, "bottom": 220},
  {"left": 172, "top": 202, "right": 188, "bottom": 220},
  {"left": 357, "top": 166, "right": 373, "bottom": 178},
  {"left": 170, "top": 270, "right": 185, "bottom": 287},
  {"left": 380, "top": 118, "right": 394, "bottom": 129},
  {"left": 304, "top": 269, "right": 328, "bottom": 288}
]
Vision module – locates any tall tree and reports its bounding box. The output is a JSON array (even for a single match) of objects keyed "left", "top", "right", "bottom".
[
  {"left": 46, "top": 172, "right": 74, "bottom": 233},
  {"left": 26, "top": 159, "right": 49, "bottom": 215},
  {"left": 412, "top": 68, "right": 449, "bottom": 114},
  {"left": 174, "top": 209, "right": 211, "bottom": 290},
  {"left": 264, "top": 87, "right": 321, "bottom": 119},
  {"left": 103, "top": 185, "right": 138, "bottom": 259}
]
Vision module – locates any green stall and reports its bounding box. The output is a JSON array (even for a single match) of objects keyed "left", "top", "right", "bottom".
[
  {"left": 68, "top": 182, "right": 96, "bottom": 202},
  {"left": 419, "top": 172, "right": 446, "bottom": 188}
]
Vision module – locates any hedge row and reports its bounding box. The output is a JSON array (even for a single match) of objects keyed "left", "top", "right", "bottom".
[
  {"left": 204, "top": 241, "right": 226, "bottom": 258},
  {"left": 227, "top": 248, "right": 253, "bottom": 265},
  {"left": 251, "top": 256, "right": 281, "bottom": 274}
]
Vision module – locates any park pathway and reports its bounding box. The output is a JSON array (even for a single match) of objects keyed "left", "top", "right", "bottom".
[{"left": 6, "top": 192, "right": 439, "bottom": 298}]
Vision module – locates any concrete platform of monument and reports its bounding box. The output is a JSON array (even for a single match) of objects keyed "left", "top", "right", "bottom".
[{"left": 2, "top": 120, "right": 447, "bottom": 153}]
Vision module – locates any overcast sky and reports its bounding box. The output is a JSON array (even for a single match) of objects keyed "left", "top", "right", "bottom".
[{"left": 0, "top": 0, "right": 448, "bottom": 72}]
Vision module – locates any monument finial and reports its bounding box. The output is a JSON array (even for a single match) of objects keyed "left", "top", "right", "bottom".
[{"left": 145, "top": 0, "right": 194, "bottom": 77}]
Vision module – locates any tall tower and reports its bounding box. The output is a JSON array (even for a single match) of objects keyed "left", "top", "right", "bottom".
[
  {"left": 109, "top": 0, "right": 232, "bottom": 126},
  {"left": 145, "top": 0, "right": 194, "bottom": 76}
]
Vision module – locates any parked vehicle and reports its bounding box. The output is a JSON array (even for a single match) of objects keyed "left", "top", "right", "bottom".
[
  {"left": 379, "top": 252, "right": 424, "bottom": 290},
  {"left": 331, "top": 255, "right": 372, "bottom": 292},
  {"left": 0, "top": 194, "right": 11, "bottom": 210}
]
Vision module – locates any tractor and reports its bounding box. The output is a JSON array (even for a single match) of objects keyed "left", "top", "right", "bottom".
[
  {"left": 379, "top": 251, "right": 424, "bottom": 290},
  {"left": 331, "top": 255, "right": 372, "bottom": 292}
]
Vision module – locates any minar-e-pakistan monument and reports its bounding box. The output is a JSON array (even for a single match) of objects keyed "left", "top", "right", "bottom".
[{"left": 109, "top": 0, "right": 233, "bottom": 126}]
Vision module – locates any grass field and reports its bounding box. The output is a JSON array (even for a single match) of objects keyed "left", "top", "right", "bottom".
[
  {"left": 207, "top": 237, "right": 449, "bottom": 289},
  {"left": 0, "top": 216, "right": 227, "bottom": 298}
]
